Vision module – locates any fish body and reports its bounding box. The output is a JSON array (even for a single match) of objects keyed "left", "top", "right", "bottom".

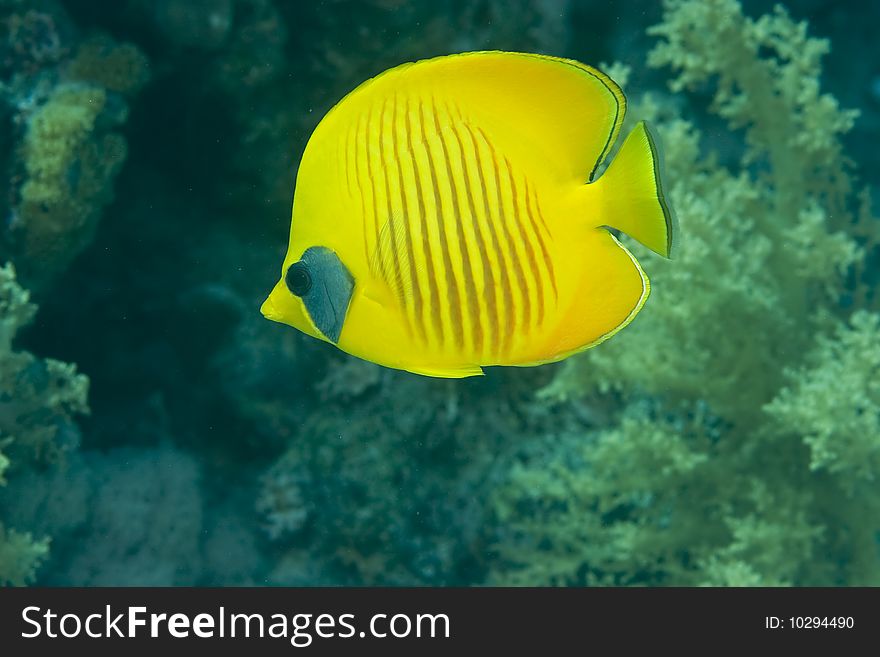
[{"left": 262, "top": 51, "right": 675, "bottom": 377}]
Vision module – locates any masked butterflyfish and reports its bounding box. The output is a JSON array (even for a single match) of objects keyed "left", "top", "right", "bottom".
[{"left": 261, "top": 51, "right": 676, "bottom": 378}]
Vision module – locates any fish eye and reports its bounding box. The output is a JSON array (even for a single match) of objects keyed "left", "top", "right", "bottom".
[{"left": 285, "top": 261, "right": 312, "bottom": 297}]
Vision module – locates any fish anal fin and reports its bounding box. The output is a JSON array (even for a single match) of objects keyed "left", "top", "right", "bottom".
[
  {"left": 519, "top": 232, "right": 649, "bottom": 366},
  {"left": 405, "top": 363, "right": 484, "bottom": 378}
]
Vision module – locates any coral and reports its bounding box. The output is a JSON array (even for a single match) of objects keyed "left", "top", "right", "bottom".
[
  {"left": 488, "top": 407, "right": 834, "bottom": 586},
  {"left": 315, "top": 357, "right": 381, "bottom": 401},
  {"left": 1, "top": 1, "right": 149, "bottom": 288},
  {"left": 488, "top": 0, "right": 880, "bottom": 586},
  {"left": 0, "top": 2, "right": 72, "bottom": 77},
  {"left": 544, "top": 0, "right": 863, "bottom": 420},
  {"left": 0, "top": 263, "right": 87, "bottom": 585},
  {"left": 256, "top": 464, "right": 310, "bottom": 541},
  {"left": 14, "top": 82, "right": 126, "bottom": 285},
  {"left": 0, "top": 525, "right": 48, "bottom": 586},
  {"left": 0, "top": 263, "right": 87, "bottom": 465},
  {"left": 649, "top": 0, "right": 858, "bottom": 215},
  {"left": 66, "top": 35, "right": 150, "bottom": 95},
  {"left": 765, "top": 311, "right": 880, "bottom": 488},
  {"left": 259, "top": 367, "right": 563, "bottom": 585}
]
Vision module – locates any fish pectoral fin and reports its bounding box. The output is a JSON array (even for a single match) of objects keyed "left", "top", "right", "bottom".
[
  {"left": 405, "top": 363, "right": 485, "bottom": 379},
  {"left": 370, "top": 211, "right": 424, "bottom": 303}
]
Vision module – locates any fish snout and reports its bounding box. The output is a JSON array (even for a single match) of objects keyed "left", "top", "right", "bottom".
[{"left": 260, "top": 289, "right": 284, "bottom": 322}]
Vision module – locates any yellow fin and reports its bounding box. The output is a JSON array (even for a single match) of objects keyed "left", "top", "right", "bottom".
[
  {"left": 592, "top": 121, "right": 677, "bottom": 258},
  {"left": 339, "top": 51, "right": 626, "bottom": 182},
  {"left": 516, "top": 233, "right": 650, "bottom": 367},
  {"left": 405, "top": 363, "right": 484, "bottom": 378},
  {"left": 371, "top": 211, "right": 416, "bottom": 301}
]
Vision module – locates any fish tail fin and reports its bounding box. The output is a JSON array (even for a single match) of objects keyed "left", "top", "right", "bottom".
[{"left": 590, "top": 121, "right": 676, "bottom": 258}]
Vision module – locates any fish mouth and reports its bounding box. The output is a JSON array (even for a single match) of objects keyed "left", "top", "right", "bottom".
[{"left": 260, "top": 293, "right": 283, "bottom": 322}]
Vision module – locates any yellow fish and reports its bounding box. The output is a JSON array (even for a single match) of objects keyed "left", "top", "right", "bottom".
[{"left": 261, "top": 51, "right": 675, "bottom": 377}]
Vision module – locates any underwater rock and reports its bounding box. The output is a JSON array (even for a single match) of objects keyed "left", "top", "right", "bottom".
[
  {"left": 154, "top": 0, "right": 588, "bottom": 234},
  {"left": 207, "top": 290, "right": 319, "bottom": 452},
  {"left": 268, "top": 549, "right": 336, "bottom": 587},
  {"left": 45, "top": 445, "right": 204, "bottom": 586},
  {"left": 183, "top": 219, "right": 323, "bottom": 455},
  {"left": 257, "top": 366, "right": 565, "bottom": 585},
  {"left": 1, "top": 441, "right": 271, "bottom": 586},
  {"left": 210, "top": 0, "right": 286, "bottom": 92},
  {"left": 202, "top": 487, "right": 268, "bottom": 586},
  {"left": 152, "top": 0, "right": 234, "bottom": 50},
  {"left": 314, "top": 357, "right": 381, "bottom": 402}
]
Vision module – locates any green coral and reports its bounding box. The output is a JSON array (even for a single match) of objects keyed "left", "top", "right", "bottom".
[
  {"left": 66, "top": 35, "right": 150, "bottom": 95},
  {"left": 0, "top": 525, "right": 49, "bottom": 587},
  {"left": 489, "top": 407, "right": 845, "bottom": 586},
  {"left": 20, "top": 84, "right": 108, "bottom": 206},
  {"left": 765, "top": 311, "right": 880, "bottom": 487},
  {"left": 0, "top": 262, "right": 88, "bottom": 463},
  {"left": 649, "top": 0, "right": 857, "bottom": 216},
  {"left": 0, "top": 2, "right": 149, "bottom": 289},
  {"left": 0, "top": 263, "right": 88, "bottom": 585},
  {"left": 16, "top": 83, "right": 126, "bottom": 284},
  {"left": 545, "top": 0, "right": 863, "bottom": 419},
  {"left": 488, "top": 0, "right": 880, "bottom": 586}
]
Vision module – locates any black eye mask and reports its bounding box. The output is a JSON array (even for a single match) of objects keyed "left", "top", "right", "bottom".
[{"left": 285, "top": 247, "right": 354, "bottom": 344}]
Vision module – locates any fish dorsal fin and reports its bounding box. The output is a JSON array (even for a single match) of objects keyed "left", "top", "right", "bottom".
[{"left": 337, "top": 51, "right": 626, "bottom": 183}]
